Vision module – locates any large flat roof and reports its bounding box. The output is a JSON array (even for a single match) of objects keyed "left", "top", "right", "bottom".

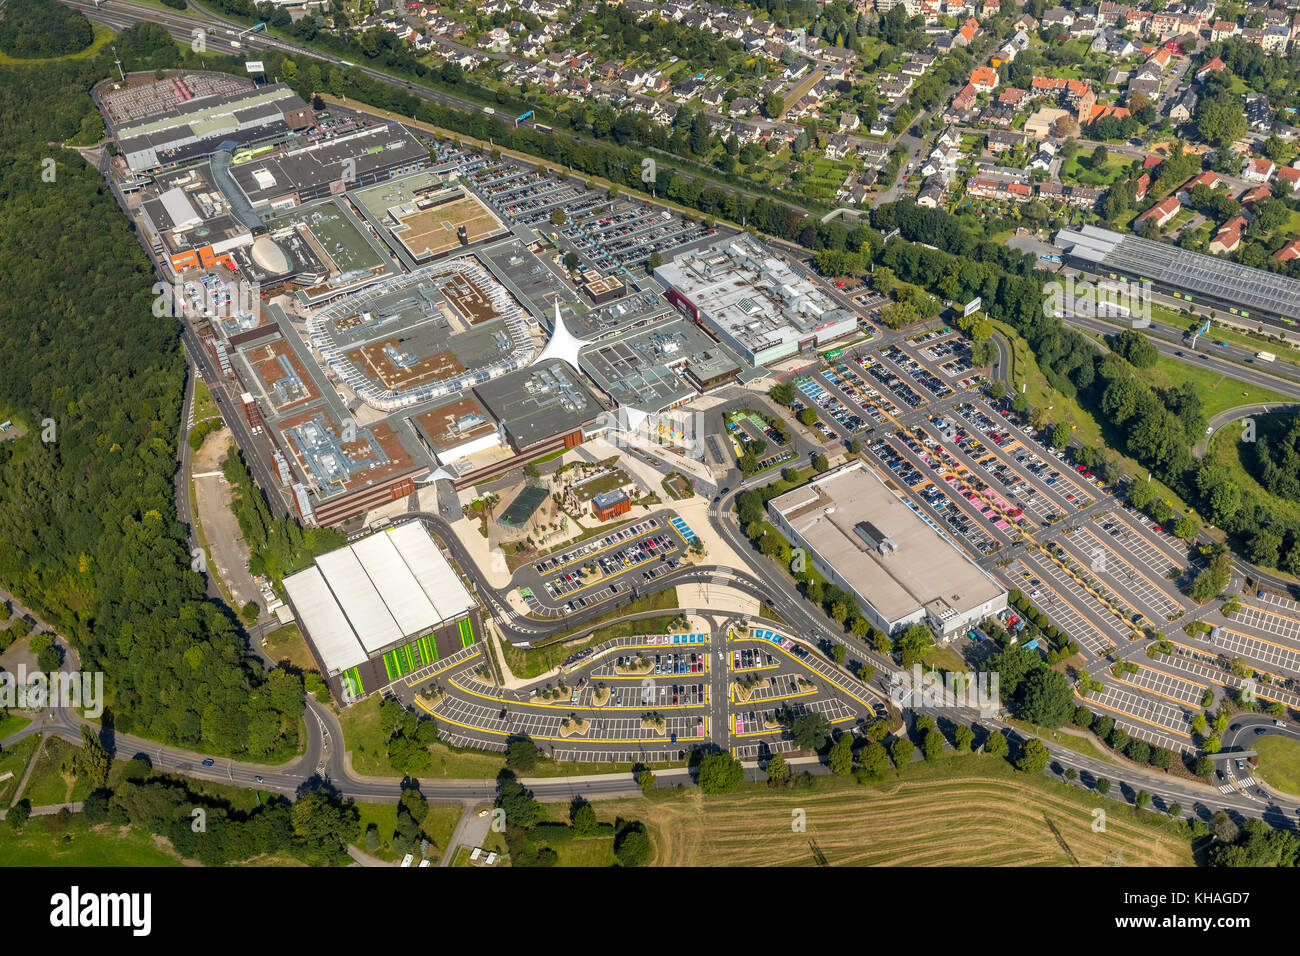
[
  {"left": 653, "top": 234, "right": 854, "bottom": 356},
  {"left": 474, "top": 359, "right": 602, "bottom": 449},
  {"left": 768, "top": 461, "right": 1005, "bottom": 626},
  {"left": 1057, "top": 223, "right": 1300, "bottom": 322},
  {"left": 230, "top": 124, "right": 428, "bottom": 205},
  {"left": 283, "top": 521, "right": 476, "bottom": 675}
]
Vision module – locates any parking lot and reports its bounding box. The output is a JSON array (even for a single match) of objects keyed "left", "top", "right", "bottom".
[
  {"left": 467, "top": 161, "right": 714, "bottom": 275},
  {"left": 1003, "top": 557, "right": 1117, "bottom": 655},
  {"left": 1112, "top": 663, "right": 1207, "bottom": 707},
  {"left": 1060, "top": 525, "right": 1185, "bottom": 623}
]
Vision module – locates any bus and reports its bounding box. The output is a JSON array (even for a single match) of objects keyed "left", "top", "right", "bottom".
[{"left": 1255, "top": 351, "right": 1277, "bottom": 363}]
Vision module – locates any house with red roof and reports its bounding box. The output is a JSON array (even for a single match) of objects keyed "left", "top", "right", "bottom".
[
  {"left": 1210, "top": 215, "right": 1247, "bottom": 254},
  {"left": 1276, "top": 165, "right": 1300, "bottom": 193},
  {"left": 1274, "top": 237, "right": 1300, "bottom": 262},
  {"left": 970, "top": 66, "right": 1000, "bottom": 92},
  {"left": 1176, "top": 170, "right": 1222, "bottom": 203},
  {"left": 1196, "top": 57, "right": 1226, "bottom": 81},
  {"left": 1136, "top": 195, "right": 1181, "bottom": 228},
  {"left": 1242, "top": 157, "right": 1277, "bottom": 183}
]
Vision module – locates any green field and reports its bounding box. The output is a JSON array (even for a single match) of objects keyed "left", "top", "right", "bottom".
[
  {"left": 1139, "top": 354, "right": 1292, "bottom": 421},
  {"left": 191, "top": 378, "right": 220, "bottom": 425},
  {"left": 1, "top": 815, "right": 183, "bottom": 866},
  {"left": 0, "top": 713, "right": 31, "bottom": 738},
  {"left": 0, "top": 733, "right": 41, "bottom": 806},
  {"left": 1253, "top": 735, "right": 1300, "bottom": 796}
]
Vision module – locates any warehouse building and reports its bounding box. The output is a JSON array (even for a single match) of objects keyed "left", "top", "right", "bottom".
[
  {"left": 654, "top": 234, "right": 857, "bottom": 366},
  {"left": 766, "top": 461, "right": 1007, "bottom": 638},
  {"left": 282, "top": 521, "right": 482, "bottom": 702},
  {"left": 114, "top": 83, "right": 312, "bottom": 173},
  {"left": 228, "top": 124, "right": 431, "bottom": 210}
]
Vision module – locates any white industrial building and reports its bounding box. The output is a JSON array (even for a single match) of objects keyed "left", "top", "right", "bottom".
[
  {"left": 282, "top": 521, "right": 480, "bottom": 700},
  {"left": 767, "top": 461, "right": 1007, "bottom": 638},
  {"left": 653, "top": 234, "right": 857, "bottom": 366}
]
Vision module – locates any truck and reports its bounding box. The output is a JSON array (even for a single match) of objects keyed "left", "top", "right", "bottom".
[
  {"left": 483, "top": 107, "right": 496, "bottom": 116},
  {"left": 1256, "top": 351, "right": 1277, "bottom": 363}
]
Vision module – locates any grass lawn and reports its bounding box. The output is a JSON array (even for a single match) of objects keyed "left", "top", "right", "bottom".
[
  {"left": 192, "top": 379, "right": 220, "bottom": 424},
  {"left": 920, "top": 644, "right": 968, "bottom": 673},
  {"left": 354, "top": 803, "right": 400, "bottom": 860},
  {"left": 587, "top": 752, "right": 1194, "bottom": 866},
  {"left": 21, "top": 736, "right": 80, "bottom": 806},
  {"left": 0, "top": 734, "right": 41, "bottom": 806},
  {"left": 0, "top": 713, "right": 31, "bottom": 738},
  {"left": 1138, "top": 353, "right": 1292, "bottom": 421},
  {"left": 1003, "top": 717, "right": 1120, "bottom": 766},
  {"left": 2, "top": 816, "right": 183, "bottom": 866},
  {"left": 1253, "top": 734, "right": 1300, "bottom": 797},
  {"left": 1062, "top": 150, "right": 1132, "bottom": 187},
  {"left": 262, "top": 623, "right": 317, "bottom": 673}
]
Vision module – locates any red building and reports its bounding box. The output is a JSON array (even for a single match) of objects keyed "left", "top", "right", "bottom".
[{"left": 592, "top": 490, "right": 631, "bottom": 522}]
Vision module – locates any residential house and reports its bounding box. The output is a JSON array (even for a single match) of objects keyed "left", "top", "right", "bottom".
[
  {"left": 1136, "top": 195, "right": 1181, "bottom": 228},
  {"left": 1038, "top": 182, "right": 1103, "bottom": 208},
  {"left": 1195, "top": 57, "right": 1226, "bottom": 82},
  {"left": 970, "top": 66, "right": 1000, "bottom": 93},
  {"left": 839, "top": 112, "right": 861, "bottom": 131},
  {"left": 1167, "top": 86, "right": 1198, "bottom": 122},
  {"left": 987, "top": 129, "right": 1025, "bottom": 154},
  {"left": 917, "top": 174, "right": 947, "bottom": 207},
  {"left": 1242, "top": 157, "right": 1276, "bottom": 182},
  {"left": 955, "top": 17, "right": 981, "bottom": 46},
  {"left": 1210, "top": 18, "right": 1236, "bottom": 41},
  {"left": 1176, "top": 170, "right": 1222, "bottom": 203},
  {"left": 1134, "top": 172, "right": 1151, "bottom": 201},
  {"left": 1276, "top": 165, "right": 1300, "bottom": 193},
  {"left": 1274, "top": 237, "right": 1300, "bottom": 262},
  {"left": 1209, "top": 215, "right": 1246, "bottom": 254},
  {"left": 1245, "top": 95, "right": 1273, "bottom": 133},
  {"left": 825, "top": 133, "right": 851, "bottom": 160}
]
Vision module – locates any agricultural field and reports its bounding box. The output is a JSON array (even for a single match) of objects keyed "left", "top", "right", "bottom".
[{"left": 591, "top": 755, "right": 1195, "bottom": 867}]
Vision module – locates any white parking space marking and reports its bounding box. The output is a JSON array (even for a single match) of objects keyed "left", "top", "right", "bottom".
[{"left": 1234, "top": 603, "right": 1300, "bottom": 643}]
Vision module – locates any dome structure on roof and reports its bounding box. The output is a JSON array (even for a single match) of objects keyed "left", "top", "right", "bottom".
[{"left": 251, "top": 234, "right": 291, "bottom": 275}]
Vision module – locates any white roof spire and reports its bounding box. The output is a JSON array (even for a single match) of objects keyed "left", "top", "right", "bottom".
[{"left": 533, "top": 299, "right": 590, "bottom": 372}]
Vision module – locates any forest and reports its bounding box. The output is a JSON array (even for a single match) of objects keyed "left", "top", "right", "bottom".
[
  {"left": 0, "top": 23, "right": 304, "bottom": 758},
  {"left": 0, "top": 0, "right": 94, "bottom": 59}
]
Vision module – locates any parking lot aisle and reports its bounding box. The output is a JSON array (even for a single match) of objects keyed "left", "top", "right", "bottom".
[
  {"left": 1233, "top": 602, "right": 1300, "bottom": 643},
  {"left": 1256, "top": 590, "right": 1300, "bottom": 616},
  {"left": 1016, "top": 553, "right": 1125, "bottom": 649},
  {"left": 1061, "top": 526, "right": 1183, "bottom": 622},
  {"left": 1079, "top": 684, "right": 1194, "bottom": 752},
  {"left": 1111, "top": 663, "right": 1207, "bottom": 707},
  {"left": 1204, "top": 626, "right": 1300, "bottom": 677},
  {"left": 1091, "top": 511, "right": 1188, "bottom": 580}
]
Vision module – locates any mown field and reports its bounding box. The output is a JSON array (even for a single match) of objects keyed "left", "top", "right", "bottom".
[{"left": 591, "top": 754, "right": 1195, "bottom": 867}]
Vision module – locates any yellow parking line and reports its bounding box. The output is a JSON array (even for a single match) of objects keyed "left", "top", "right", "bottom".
[{"left": 1074, "top": 690, "right": 1191, "bottom": 738}]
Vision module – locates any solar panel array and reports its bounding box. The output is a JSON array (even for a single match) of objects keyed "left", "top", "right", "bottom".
[{"left": 1057, "top": 225, "right": 1300, "bottom": 321}]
